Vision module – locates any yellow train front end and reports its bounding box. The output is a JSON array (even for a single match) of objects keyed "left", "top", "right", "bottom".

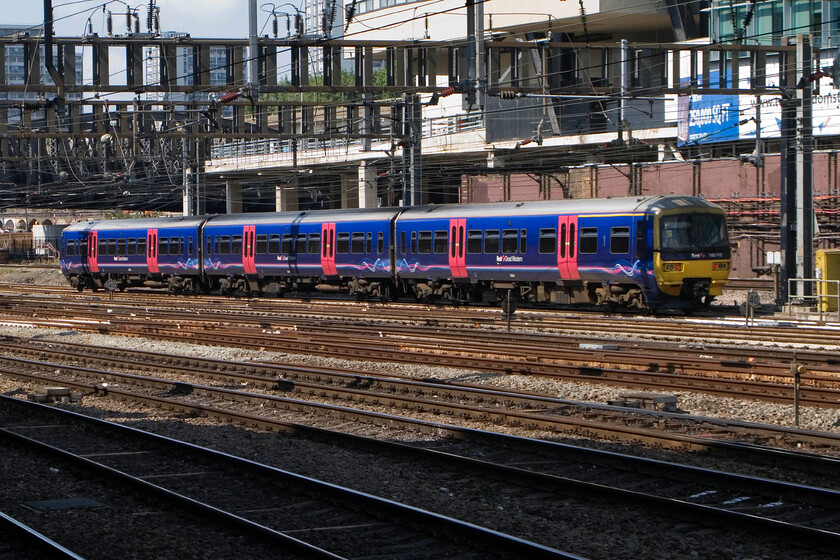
[{"left": 653, "top": 206, "right": 731, "bottom": 308}]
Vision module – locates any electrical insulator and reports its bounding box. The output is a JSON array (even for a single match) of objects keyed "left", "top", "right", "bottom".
[
  {"left": 219, "top": 92, "right": 240, "bottom": 104},
  {"left": 286, "top": 15, "right": 291, "bottom": 37},
  {"left": 154, "top": 8, "right": 160, "bottom": 34},
  {"left": 295, "top": 14, "right": 303, "bottom": 36},
  {"left": 106, "top": 11, "right": 113, "bottom": 36},
  {"left": 87, "top": 20, "right": 93, "bottom": 35},
  {"left": 147, "top": 0, "right": 154, "bottom": 32},
  {"left": 126, "top": 9, "right": 132, "bottom": 33},
  {"left": 134, "top": 15, "right": 140, "bottom": 34}
]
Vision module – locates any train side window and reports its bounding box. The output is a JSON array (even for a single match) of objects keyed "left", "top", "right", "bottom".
[
  {"left": 410, "top": 231, "right": 417, "bottom": 253},
  {"left": 126, "top": 239, "right": 135, "bottom": 256},
  {"left": 254, "top": 234, "right": 266, "bottom": 254},
  {"left": 337, "top": 233, "right": 350, "bottom": 254},
  {"left": 280, "top": 234, "right": 292, "bottom": 254},
  {"left": 98, "top": 238, "right": 107, "bottom": 255},
  {"left": 232, "top": 235, "right": 243, "bottom": 255},
  {"left": 108, "top": 239, "right": 117, "bottom": 256},
  {"left": 377, "top": 232, "right": 384, "bottom": 254},
  {"left": 417, "top": 231, "right": 432, "bottom": 254},
  {"left": 366, "top": 232, "right": 372, "bottom": 253},
  {"left": 117, "top": 238, "right": 126, "bottom": 256},
  {"left": 137, "top": 238, "right": 146, "bottom": 257},
  {"left": 80, "top": 240, "right": 88, "bottom": 258},
  {"left": 180, "top": 237, "right": 185, "bottom": 255},
  {"left": 213, "top": 236, "right": 220, "bottom": 254},
  {"left": 466, "top": 230, "right": 482, "bottom": 254},
  {"left": 158, "top": 237, "right": 168, "bottom": 256},
  {"left": 220, "top": 236, "right": 230, "bottom": 255},
  {"left": 484, "top": 230, "right": 500, "bottom": 254},
  {"left": 351, "top": 232, "right": 365, "bottom": 254},
  {"left": 268, "top": 234, "right": 280, "bottom": 254},
  {"left": 400, "top": 231, "right": 407, "bottom": 254},
  {"left": 188, "top": 237, "right": 193, "bottom": 255},
  {"left": 433, "top": 230, "right": 448, "bottom": 254},
  {"left": 170, "top": 237, "right": 179, "bottom": 254},
  {"left": 295, "top": 234, "right": 307, "bottom": 254},
  {"left": 308, "top": 233, "right": 320, "bottom": 254},
  {"left": 66, "top": 240, "right": 74, "bottom": 256},
  {"left": 610, "top": 227, "right": 630, "bottom": 254},
  {"left": 519, "top": 229, "right": 527, "bottom": 254},
  {"left": 538, "top": 228, "right": 556, "bottom": 254},
  {"left": 501, "top": 229, "right": 518, "bottom": 254},
  {"left": 579, "top": 227, "right": 598, "bottom": 254}
]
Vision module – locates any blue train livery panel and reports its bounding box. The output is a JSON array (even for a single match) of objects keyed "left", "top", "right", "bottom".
[{"left": 60, "top": 195, "right": 730, "bottom": 311}]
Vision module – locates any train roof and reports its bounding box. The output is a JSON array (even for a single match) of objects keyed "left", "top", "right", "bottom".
[
  {"left": 396, "top": 195, "right": 722, "bottom": 220},
  {"left": 203, "top": 207, "right": 402, "bottom": 226},
  {"left": 62, "top": 216, "right": 207, "bottom": 232}
]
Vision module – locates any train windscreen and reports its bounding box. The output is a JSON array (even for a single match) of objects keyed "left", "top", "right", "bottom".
[{"left": 659, "top": 212, "right": 729, "bottom": 258}]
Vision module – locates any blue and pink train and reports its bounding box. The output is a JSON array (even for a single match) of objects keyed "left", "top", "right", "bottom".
[{"left": 60, "top": 195, "right": 731, "bottom": 311}]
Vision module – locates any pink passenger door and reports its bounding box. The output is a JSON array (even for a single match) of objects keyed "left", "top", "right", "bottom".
[
  {"left": 87, "top": 231, "right": 99, "bottom": 273},
  {"left": 448, "top": 218, "right": 467, "bottom": 278},
  {"left": 242, "top": 225, "right": 256, "bottom": 274},
  {"left": 321, "top": 223, "right": 337, "bottom": 276},
  {"left": 557, "top": 216, "right": 580, "bottom": 280},
  {"left": 146, "top": 229, "right": 159, "bottom": 273}
]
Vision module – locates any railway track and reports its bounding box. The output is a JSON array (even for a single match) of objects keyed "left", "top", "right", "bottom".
[
  {"left": 1, "top": 295, "right": 839, "bottom": 409},
  {"left": 2, "top": 336, "right": 840, "bottom": 460},
  {"left": 2, "top": 362, "right": 840, "bottom": 555},
  {"left": 0, "top": 395, "right": 576, "bottom": 560}
]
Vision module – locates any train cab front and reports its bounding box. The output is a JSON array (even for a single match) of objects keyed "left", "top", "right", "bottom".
[{"left": 654, "top": 209, "right": 731, "bottom": 308}]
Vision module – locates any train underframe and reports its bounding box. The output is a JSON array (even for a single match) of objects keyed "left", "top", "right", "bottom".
[{"left": 69, "top": 270, "right": 712, "bottom": 312}]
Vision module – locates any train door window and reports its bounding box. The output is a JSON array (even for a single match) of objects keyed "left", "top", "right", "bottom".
[
  {"left": 410, "top": 231, "right": 417, "bottom": 253},
  {"left": 329, "top": 230, "right": 335, "bottom": 257},
  {"left": 635, "top": 221, "right": 646, "bottom": 259},
  {"left": 459, "top": 226, "right": 464, "bottom": 258},
  {"left": 137, "top": 238, "right": 146, "bottom": 257},
  {"left": 337, "top": 232, "right": 350, "bottom": 254},
  {"left": 295, "top": 234, "right": 307, "bottom": 254},
  {"left": 400, "top": 231, "right": 407, "bottom": 253},
  {"left": 610, "top": 227, "right": 630, "bottom": 254},
  {"left": 538, "top": 229, "right": 556, "bottom": 254},
  {"left": 220, "top": 236, "right": 230, "bottom": 255},
  {"left": 108, "top": 239, "right": 117, "bottom": 256},
  {"left": 467, "top": 230, "right": 482, "bottom": 254},
  {"left": 280, "top": 234, "right": 292, "bottom": 255},
  {"left": 188, "top": 237, "right": 193, "bottom": 255},
  {"left": 351, "top": 232, "right": 365, "bottom": 254},
  {"left": 569, "top": 224, "right": 576, "bottom": 257},
  {"left": 417, "top": 231, "right": 432, "bottom": 254},
  {"left": 501, "top": 229, "right": 518, "bottom": 254},
  {"left": 433, "top": 230, "right": 447, "bottom": 254},
  {"left": 366, "top": 232, "right": 372, "bottom": 253},
  {"left": 256, "top": 234, "right": 267, "bottom": 254},
  {"left": 268, "top": 234, "right": 280, "bottom": 254},
  {"left": 117, "top": 238, "right": 126, "bottom": 256},
  {"left": 377, "top": 232, "right": 384, "bottom": 254},
  {"left": 519, "top": 230, "right": 527, "bottom": 254},
  {"left": 560, "top": 225, "right": 566, "bottom": 258},
  {"left": 579, "top": 227, "right": 598, "bottom": 254},
  {"left": 308, "top": 233, "right": 320, "bottom": 254},
  {"left": 98, "top": 238, "right": 107, "bottom": 255},
  {"left": 450, "top": 226, "right": 457, "bottom": 257},
  {"left": 231, "top": 235, "right": 243, "bottom": 255},
  {"left": 484, "top": 230, "right": 500, "bottom": 254},
  {"left": 158, "top": 237, "right": 168, "bottom": 256}
]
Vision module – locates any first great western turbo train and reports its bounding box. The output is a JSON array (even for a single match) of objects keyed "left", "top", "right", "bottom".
[{"left": 59, "top": 195, "right": 731, "bottom": 311}]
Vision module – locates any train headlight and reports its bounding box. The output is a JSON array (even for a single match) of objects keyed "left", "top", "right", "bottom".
[
  {"left": 712, "top": 262, "right": 729, "bottom": 270},
  {"left": 663, "top": 263, "right": 683, "bottom": 272}
]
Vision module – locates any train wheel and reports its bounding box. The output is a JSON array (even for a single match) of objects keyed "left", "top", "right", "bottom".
[{"left": 379, "top": 284, "right": 390, "bottom": 303}]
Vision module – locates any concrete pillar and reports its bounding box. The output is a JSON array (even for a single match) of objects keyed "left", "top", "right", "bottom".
[
  {"left": 276, "top": 180, "right": 298, "bottom": 212},
  {"left": 339, "top": 172, "right": 358, "bottom": 208},
  {"left": 358, "top": 161, "right": 378, "bottom": 208},
  {"left": 225, "top": 181, "right": 243, "bottom": 214}
]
